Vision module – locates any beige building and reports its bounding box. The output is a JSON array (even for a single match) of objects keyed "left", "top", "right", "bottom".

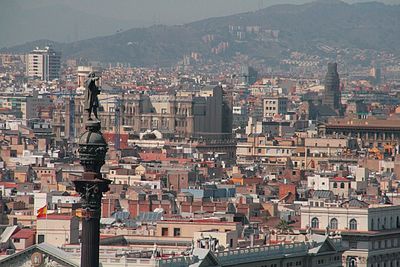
[
  {"left": 107, "top": 168, "right": 142, "bottom": 186},
  {"left": 71, "top": 85, "right": 232, "bottom": 139},
  {"left": 36, "top": 214, "right": 79, "bottom": 247},
  {"left": 193, "top": 230, "right": 238, "bottom": 249},
  {"left": 263, "top": 97, "right": 287, "bottom": 117},
  {"left": 301, "top": 199, "right": 400, "bottom": 267},
  {"left": 156, "top": 220, "right": 241, "bottom": 239},
  {"left": 236, "top": 133, "right": 295, "bottom": 165}
]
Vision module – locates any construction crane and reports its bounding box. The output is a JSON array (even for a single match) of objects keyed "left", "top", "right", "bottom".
[
  {"left": 99, "top": 95, "right": 122, "bottom": 150},
  {"left": 52, "top": 91, "right": 76, "bottom": 141},
  {"left": 114, "top": 98, "right": 121, "bottom": 150}
]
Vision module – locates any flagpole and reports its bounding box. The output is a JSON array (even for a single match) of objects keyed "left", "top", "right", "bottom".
[{"left": 45, "top": 204, "right": 48, "bottom": 243}]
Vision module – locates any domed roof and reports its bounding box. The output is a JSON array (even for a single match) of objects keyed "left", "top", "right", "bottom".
[
  {"left": 79, "top": 121, "right": 108, "bottom": 146},
  {"left": 79, "top": 130, "right": 107, "bottom": 146}
]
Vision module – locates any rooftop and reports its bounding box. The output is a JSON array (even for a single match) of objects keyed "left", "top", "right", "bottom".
[{"left": 11, "top": 229, "right": 35, "bottom": 240}]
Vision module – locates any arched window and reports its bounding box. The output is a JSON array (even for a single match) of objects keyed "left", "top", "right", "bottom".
[
  {"left": 371, "top": 218, "right": 374, "bottom": 230},
  {"left": 378, "top": 218, "right": 381, "bottom": 230},
  {"left": 311, "top": 217, "right": 319, "bottom": 229},
  {"left": 340, "top": 182, "right": 345, "bottom": 188},
  {"left": 333, "top": 182, "right": 337, "bottom": 188},
  {"left": 349, "top": 219, "right": 358, "bottom": 230},
  {"left": 330, "top": 218, "right": 338, "bottom": 230},
  {"left": 390, "top": 217, "right": 393, "bottom": 229},
  {"left": 349, "top": 257, "right": 357, "bottom": 267},
  {"left": 383, "top": 217, "right": 387, "bottom": 229},
  {"left": 397, "top": 216, "right": 400, "bottom": 228}
]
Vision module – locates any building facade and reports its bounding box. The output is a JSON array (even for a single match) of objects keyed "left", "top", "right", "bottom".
[
  {"left": 263, "top": 97, "right": 288, "bottom": 117},
  {"left": 72, "top": 85, "right": 232, "bottom": 140},
  {"left": 301, "top": 199, "right": 400, "bottom": 267},
  {"left": 26, "top": 46, "right": 61, "bottom": 81}
]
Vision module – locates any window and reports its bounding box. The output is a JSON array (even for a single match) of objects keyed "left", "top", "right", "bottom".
[
  {"left": 340, "top": 182, "right": 345, "bottom": 188},
  {"left": 14, "top": 238, "right": 20, "bottom": 243},
  {"left": 349, "top": 241, "right": 357, "bottom": 249},
  {"left": 161, "top": 228, "right": 169, "bottom": 236},
  {"left": 38, "top": 234, "right": 44, "bottom": 244},
  {"left": 333, "top": 182, "right": 337, "bottom": 188},
  {"left": 349, "top": 257, "right": 357, "bottom": 267},
  {"left": 349, "top": 219, "right": 358, "bottom": 230},
  {"left": 371, "top": 218, "right": 374, "bottom": 230},
  {"left": 173, "top": 228, "right": 181, "bottom": 237},
  {"left": 330, "top": 218, "right": 338, "bottom": 230},
  {"left": 311, "top": 217, "right": 319, "bottom": 229}
]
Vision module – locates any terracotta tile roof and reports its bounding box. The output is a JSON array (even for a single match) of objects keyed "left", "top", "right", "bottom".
[
  {"left": 332, "top": 177, "right": 350, "bottom": 182},
  {"left": 11, "top": 229, "right": 35, "bottom": 239}
]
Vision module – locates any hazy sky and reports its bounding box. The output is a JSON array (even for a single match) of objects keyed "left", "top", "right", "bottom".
[{"left": 0, "top": 0, "right": 397, "bottom": 48}]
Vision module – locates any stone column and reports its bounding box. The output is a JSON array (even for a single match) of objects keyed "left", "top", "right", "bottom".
[{"left": 73, "top": 121, "right": 110, "bottom": 267}]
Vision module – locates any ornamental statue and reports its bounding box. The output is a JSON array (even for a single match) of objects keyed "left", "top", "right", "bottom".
[{"left": 84, "top": 72, "right": 100, "bottom": 121}]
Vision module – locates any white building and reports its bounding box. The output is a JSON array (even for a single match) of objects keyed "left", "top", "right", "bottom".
[
  {"left": 301, "top": 198, "right": 400, "bottom": 267},
  {"left": 26, "top": 46, "right": 61, "bottom": 81},
  {"left": 34, "top": 192, "right": 50, "bottom": 216},
  {"left": 307, "top": 174, "right": 332, "bottom": 191}
]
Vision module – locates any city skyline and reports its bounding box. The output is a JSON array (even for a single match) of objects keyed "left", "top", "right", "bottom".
[{"left": 1, "top": 1, "right": 400, "bottom": 266}]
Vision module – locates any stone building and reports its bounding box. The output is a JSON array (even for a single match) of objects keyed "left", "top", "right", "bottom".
[
  {"left": 71, "top": 85, "right": 232, "bottom": 140},
  {"left": 301, "top": 198, "right": 400, "bottom": 267}
]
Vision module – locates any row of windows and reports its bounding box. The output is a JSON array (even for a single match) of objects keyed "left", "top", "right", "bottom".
[
  {"left": 161, "top": 227, "right": 181, "bottom": 237},
  {"left": 261, "top": 261, "right": 302, "bottom": 267},
  {"left": 371, "top": 216, "right": 400, "bottom": 230},
  {"left": 369, "top": 261, "right": 400, "bottom": 267},
  {"left": 311, "top": 217, "right": 357, "bottom": 230},
  {"left": 332, "top": 182, "right": 348, "bottom": 188},
  {"left": 373, "top": 237, "right": 400, "bottom": 250}
]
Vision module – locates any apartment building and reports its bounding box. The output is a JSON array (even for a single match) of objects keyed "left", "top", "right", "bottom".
[{"left": 26, "top": 46, "right": 61, "bottom": 81}]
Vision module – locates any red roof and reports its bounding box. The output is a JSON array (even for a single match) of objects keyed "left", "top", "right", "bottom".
[
  {"left": 333, "top": 177, "right": 350, "bottom": 182},
  {"left": 12, "top": 229, "right": 35, "bottom": 239},
  {"left": 0, "top": 182, "right": 17, "bottom": 189}
]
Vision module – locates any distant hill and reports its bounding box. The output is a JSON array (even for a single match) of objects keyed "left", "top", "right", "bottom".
[{"left": 2, "top": 0, "right": 400, "bottom": 66}]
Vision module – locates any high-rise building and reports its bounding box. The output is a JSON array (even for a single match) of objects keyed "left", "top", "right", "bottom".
[
  {"left": 240, "top": 66, "right": 258, "bottom": 85},
  {"left": 26, "top": 46, "right": 61, "bottom": 81},
  {"left": 322, "top": 62, "right": 341, "bottom": 111}
]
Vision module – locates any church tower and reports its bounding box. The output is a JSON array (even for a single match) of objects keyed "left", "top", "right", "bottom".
[{"left": 322, "top": 62, "right": 341, "bottom": 112}]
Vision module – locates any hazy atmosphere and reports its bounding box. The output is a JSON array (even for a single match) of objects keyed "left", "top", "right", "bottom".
[{"left": 0, "top": 0, "right": 397, "bottom": 48}]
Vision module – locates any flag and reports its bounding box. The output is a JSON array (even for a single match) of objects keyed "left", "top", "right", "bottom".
[
  {"left": 37, "top": 205, "right": 47, "bottom": 218},
  {"left": 75, "top": 208, "right": 83, "bottom": 218}
]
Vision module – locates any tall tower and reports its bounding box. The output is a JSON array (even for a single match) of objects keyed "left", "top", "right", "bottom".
[
  {"left": 26, "top": 46, "right": 61, "bottom": 81},
  {"left": 322, "top": 62, "right": 341, "bottom": 111}
]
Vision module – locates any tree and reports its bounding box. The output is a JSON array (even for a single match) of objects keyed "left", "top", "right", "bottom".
[{"left": 276, "top": 219, "right": 293, "bottom": 234}]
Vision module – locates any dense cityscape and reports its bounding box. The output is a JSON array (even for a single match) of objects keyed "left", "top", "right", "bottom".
[{"left": 1, "top": 1, "right": 400, "bottom": 267}]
